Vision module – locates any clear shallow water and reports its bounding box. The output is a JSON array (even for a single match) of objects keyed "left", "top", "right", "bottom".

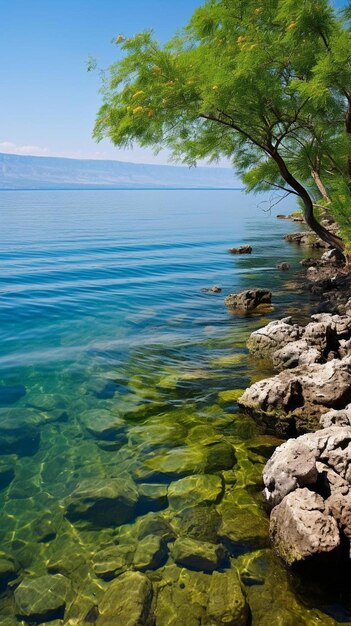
[{"left": 0, "top": 190, "right": 347, "bottom": 625}]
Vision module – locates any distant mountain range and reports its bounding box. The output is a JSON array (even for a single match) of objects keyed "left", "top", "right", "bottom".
[{"left": 0, "top": 153, "right": 240, "bottom": 190}]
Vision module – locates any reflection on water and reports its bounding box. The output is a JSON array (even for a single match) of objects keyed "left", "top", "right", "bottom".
[{"left": 0, "top": 190, "right": 345, "bottom": 624}]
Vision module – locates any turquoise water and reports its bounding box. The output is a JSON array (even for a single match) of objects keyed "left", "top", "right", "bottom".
[{"left": 0, "top": 190, "right": 345, "bottom": 625}]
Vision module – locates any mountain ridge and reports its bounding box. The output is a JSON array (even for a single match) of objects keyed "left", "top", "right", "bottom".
[{"left": 0, "top": 153, "right": 240, "bottom": 190}]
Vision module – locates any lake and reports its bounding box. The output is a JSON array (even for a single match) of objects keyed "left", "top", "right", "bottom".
[{"left": 0, "top": 189, "right": 346, "bottom": 625}]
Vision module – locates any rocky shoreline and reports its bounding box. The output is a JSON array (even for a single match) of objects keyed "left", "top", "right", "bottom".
[{"left": 235, "top": 235, "right": 351, "bottom": 571}]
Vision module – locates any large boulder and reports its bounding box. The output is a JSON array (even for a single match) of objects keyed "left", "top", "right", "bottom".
[
  {"left": 263, "top": 438, "right": 318, "bottom": 507},
  {"left": 224, "top": 289, "right": 272, "bottom": 312},
  {"left": 97, "top": 571, "right": 153, "bottom": 626},
  {"left": 263, "top": 426, "right": 351, "bottom": 505},
  {"left": 247, "top": 317, "right": 302, "bottom": 357},
  {"left": 14, "top": 574, "right": 71, "bottom": 622},
  {"left": 270, "top": 488, "right": 340, "bottom": 565},
  {"left": 65, "top": 477, "right": 139, "bottom": 527}
]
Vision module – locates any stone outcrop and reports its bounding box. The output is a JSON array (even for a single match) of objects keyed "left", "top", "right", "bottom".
[
  {"left": 228, "top": 245, "right": 252, "bottom": 254},
  {"left": 284, "top": 232, "right": 328, "bottom": 248},
  {"left": 246, "top": 317, "right": 302, "bottom": 358},
  {"left": 263, "top": 426, "right": 351, "bottom": 564},
  {"left": 240, "top": 313, "right": 351, "bottom": 433},
  {"left": 201, "top": 285, "right": 222, "bottom": 293},
  {"left": 276, "top": 262, "right": 290, "bottom": 270},
  {"left": 241, "top": 305, "right": 351, "bottom": 568},
  {"left": 224, "top": 288, "right": 272, "bottom": 312}
]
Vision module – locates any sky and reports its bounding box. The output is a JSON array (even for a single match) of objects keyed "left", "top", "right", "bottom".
[{"left": 0, "top": 0, "right": 348, "bottom": 166}]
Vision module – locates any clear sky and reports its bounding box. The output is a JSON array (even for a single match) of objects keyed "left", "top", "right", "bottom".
[{"left": 0, "top": 0, "right": 347, "bottom": 165}]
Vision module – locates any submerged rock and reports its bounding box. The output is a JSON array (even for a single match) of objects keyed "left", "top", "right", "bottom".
[
  {"left": 224, "top": 289, "right": 272, "bottom": 312},
  {"left": 93, "top": 544, "right": 135, "bottom": 580},
  {"left": 207, "top": 568, "right": 249, "bottom": 626},
  {"left": 218, "top": 503, "right": 269, "bottom": 553},
  {"left": 0, "top": 384, "right": 26, "bottom": 405},
  {"left": 97, "top": 571, "right": 153, "bottom": 626},
  {"left": 0, "top": 458, "right": 15, "bottom": 490},
  {"left": 133, "top": 535, "right": 168, "bottom": 571},
  {"left": 154, "top": 567, "right": 208, "bottom": 625},
  {"left": 0, "top": 408, "right": 40, "bottom": 455},
  {"left": 203, "top": 441, "right": 237, "bottom": 473},
  {"left": 27, "top": 393, "right": 67, "bottom": 414},
  {"left": 14, "top": 574, "right": 71, "bottom": 622},
  {"left": 154, "top": 565, "right": 248, "bottom": 626},
  {"left": 270, "top": 488, "right": 340, "bottom": 565},
  {"left": 137, "top": 483, "right": 168, "bottom": 512},
  {"left": 172, "top": 505, "right": 221, "bottom": 543},
  {"left": 65, "top": 477, "right": 139, "bottom": 527},
  {"left": 0, "top": 554, "right": 18, "bottom": 590},
  {"left": 79, "top": 409, "right": 127, "bottom": 446},
  {"left": 168, "top": 474, "right": 224, "bottom": 511},
  {"left": 171, "top": 537, "right": 228, "bottom": 572}
]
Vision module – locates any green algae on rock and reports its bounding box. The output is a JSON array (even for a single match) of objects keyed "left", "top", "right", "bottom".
[
  {"left": 97, "top": 571, "right": 154, "bottom": 626},
  {"left": 168, "top": 474, "right": 224, "bottom": 511},
  {"left": 14, "top": 574, "right": 72, "bottom": 622},
  {"left": 65, "top": 477, "right": 139, "bottom": 526},
  {"left": 171, "top": 536, "right": 228, "bottom": 572}
]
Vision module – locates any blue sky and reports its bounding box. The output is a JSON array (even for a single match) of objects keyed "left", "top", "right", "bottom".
[{"left": 0, "top": 0, "right": 347, "bottom": 165}]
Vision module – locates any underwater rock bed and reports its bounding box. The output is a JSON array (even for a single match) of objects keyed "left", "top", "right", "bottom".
[{"left": 0, "top": 332, "right": 338, "bottom": 625}]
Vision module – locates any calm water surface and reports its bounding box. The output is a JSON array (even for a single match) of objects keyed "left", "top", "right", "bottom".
[{"left": 0, "top": 190, "right": 347, "bottom": 625}]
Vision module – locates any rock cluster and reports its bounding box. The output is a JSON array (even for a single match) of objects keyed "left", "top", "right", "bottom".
[
  {"left": 241, "top": 307, "right": 351, "bottom": 567},
  {"left": 263, "top": 419, "right": 351, "bottom": 565},
  {"left": 240, "top": 314, "right": 351, "bottom": 433}
]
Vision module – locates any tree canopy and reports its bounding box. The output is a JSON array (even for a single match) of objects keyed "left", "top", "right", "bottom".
[{"left": 94, "top": 0, "right": 351, "bottom": 254}]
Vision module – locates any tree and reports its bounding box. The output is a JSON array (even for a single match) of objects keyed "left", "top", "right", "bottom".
[{"left": 94, "top": 0, "right": 351, "bottom": 255}]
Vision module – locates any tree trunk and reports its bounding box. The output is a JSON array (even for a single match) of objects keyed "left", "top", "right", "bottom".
[
  {"left": 270, "top": 149, "right": 345, "bottom": 253},
  {"left": 311, "top": 169, "right": 330, "bottom": 203}
]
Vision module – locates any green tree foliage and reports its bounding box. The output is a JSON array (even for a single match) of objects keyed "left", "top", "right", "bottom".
[{"left": 94, "top": 0, "right": 351, "bottom": 254}]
